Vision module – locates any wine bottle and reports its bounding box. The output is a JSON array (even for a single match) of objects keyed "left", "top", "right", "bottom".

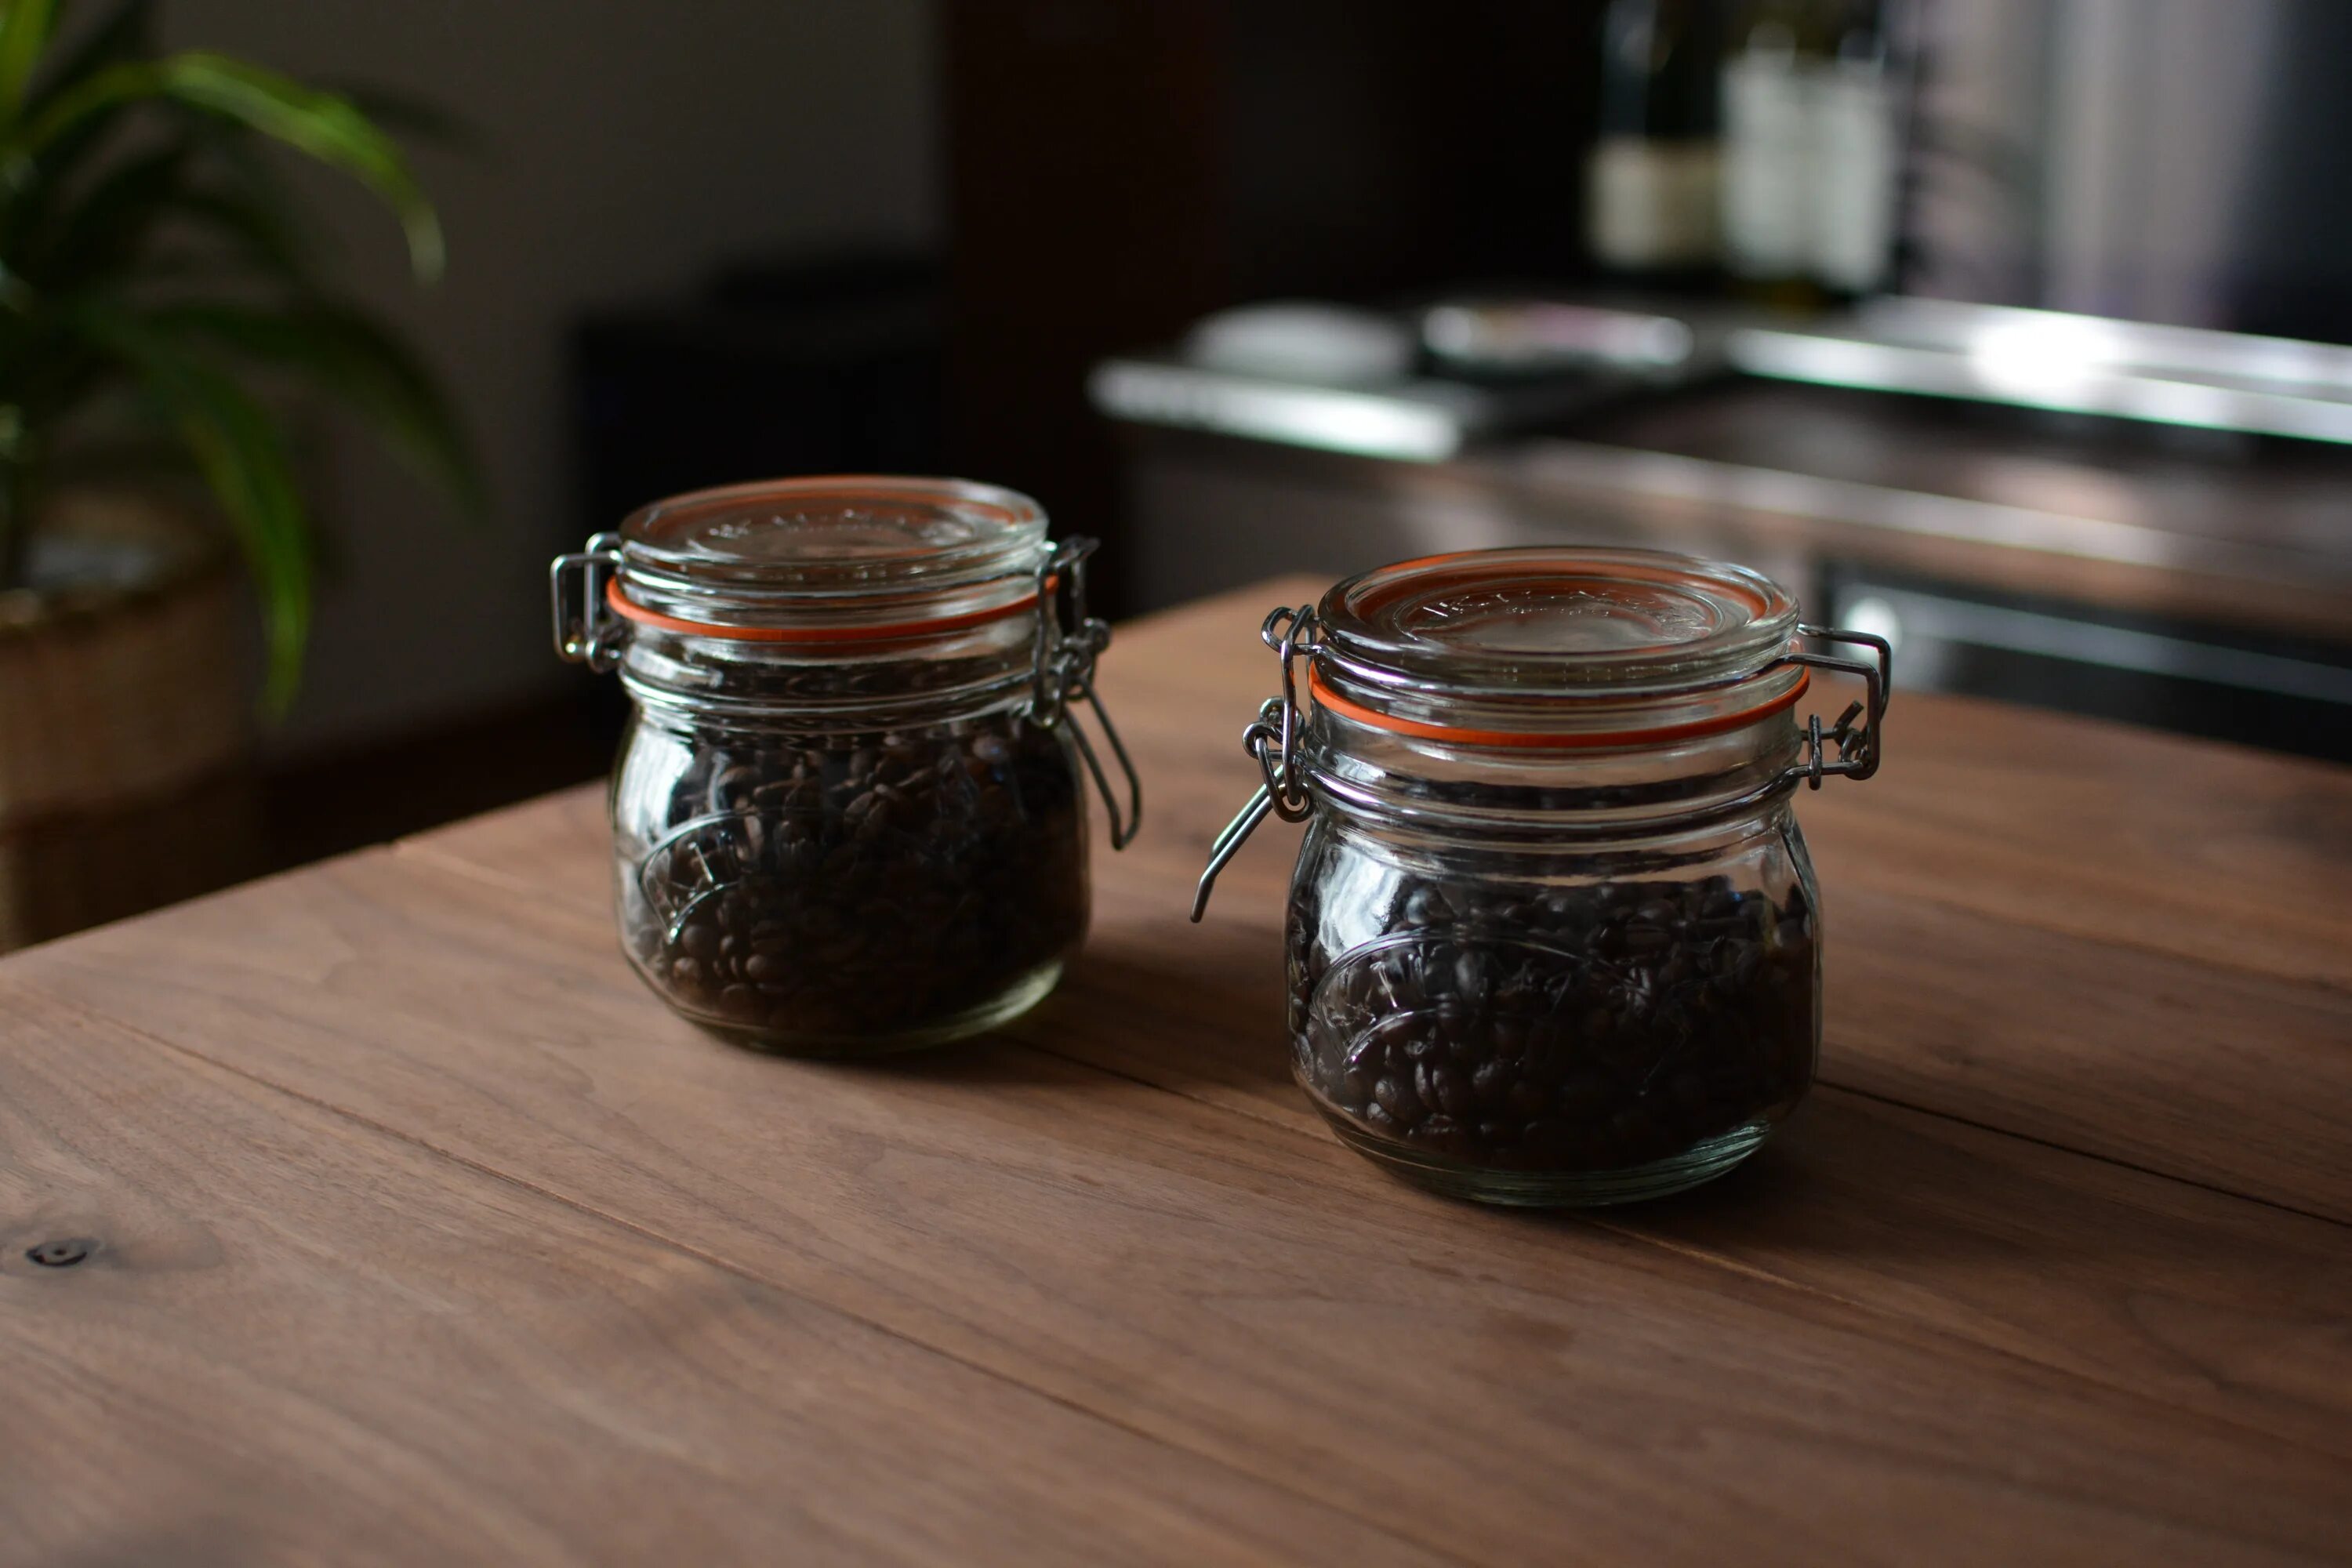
[
  {"left": 1587, "top": 0, "right": 1724, "bottom": 283},
  {"left": 1720, "top": 0, "right": 1824, "bottom": 296},
  {"left": 1808, "top": 0, "right": 1896, "bottom": 295}
]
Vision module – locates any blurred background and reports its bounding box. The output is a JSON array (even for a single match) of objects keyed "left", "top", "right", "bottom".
[{"left": 5, "top": 0, "right": 2350, "bottom": 948}]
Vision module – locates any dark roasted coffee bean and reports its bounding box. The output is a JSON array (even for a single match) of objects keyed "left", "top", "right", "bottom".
[
  {"left": 1452, "top": 953, "right": 1488, "bottom": 1007},
  {"left": 619, "top": 708, "right": 1087, "bottom": 1046},
  {"left": 1521, "top": 1118, "right": 1572, "bottom": 1160},
  {"left": 1556, "top": 1069, "right": 1611, "bottom": 1122},
  {"left": 709, "top": 765, "right": 758, "bottom": 811},
  {"left": 1373, "top": 1075, "right": 1423, "bottom": 1125},
  {"left": 1668, "top": 1069, "right": 1711, "bottom": 1115},
  {"left": 1291, "top": 869, "right": 1817, "bottom": 1175},
  {"left": 1400, "top": 884, "right": 1453, "bottom": 926},
  {"left": 1520, "top": 1034, "right": 1568, "bottom": 1086},
  {"left": 1505, "top": 1080, "right": 1550, "bottom": 1119},
  {"left": 1411, "top": 1062, "right": 1468, "bottom": 1123}
]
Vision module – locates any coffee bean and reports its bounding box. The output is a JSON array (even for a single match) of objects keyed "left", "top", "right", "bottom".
[
  {"left": 1292, "top": 869, "right": 1817, "bottom": 1176},
  {"left": 1452, "top": 953, "right": 1488, "bottom": 1007},
  {"left": 1556, "top": 1069, "right": 1611, "bottom": 1121},
  {"left": 1425, "top": 1061, "right": 1475, "bottom": 1119},
  {"left": 1401, "top": 885, "right": 1453, "bottom": 925},
  {"left": 709, "top": 765, "right": 758, "bottom": 811},
  {"left": 617, "top": 707, "right": 1087, "bottom": 1047},
  {"left": 1373, "top": 1075, "right": 1424, "bottom": 1125}
]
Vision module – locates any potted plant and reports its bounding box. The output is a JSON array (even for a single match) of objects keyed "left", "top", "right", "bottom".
[{"left": 0, "top": 0, "right": 477, "bottom": 949}]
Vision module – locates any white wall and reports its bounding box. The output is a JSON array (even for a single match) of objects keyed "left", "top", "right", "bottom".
[{"left": 164, "top": 0, "right": 941, "bottom": 755}]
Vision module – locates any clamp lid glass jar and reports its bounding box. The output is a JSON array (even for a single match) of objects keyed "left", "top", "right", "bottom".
[
  {"left": 1196, "top": 546, "right": 1889, "bottom": 1206},
  {"left": 553, "top": 475, "right": 1140, "bottom": 1056}
]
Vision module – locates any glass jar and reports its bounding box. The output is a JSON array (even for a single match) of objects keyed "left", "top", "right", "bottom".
[
  {"left": 1193, "top": 547, "right": 1889, "bottom": 1206},
  {"left": 551, "top": 476, "right": 1140, "bottom": 1055}
]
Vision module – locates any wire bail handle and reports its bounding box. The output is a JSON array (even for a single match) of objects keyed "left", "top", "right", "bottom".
[
  {"left": 1249, "top": 604, "right": 1320, "bottom": 820},
  {"left": 1192, "top": 602, "right": 1320, "bottom": 921},
  {"left": 550, "top": 531, "right": 625, "bottom": 670},
  {"left": 1030, "top": 536, "right": 1144, "bottom": 850},
  {"left": 1777, "top": 623, "right": 1893, "bottom": 789}
]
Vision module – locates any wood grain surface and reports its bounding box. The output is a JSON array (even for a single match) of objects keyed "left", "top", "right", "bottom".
[
  {"left": 4, "top": 577, "right": 2348, "bottom": 1566},
  {"left": 0, "top": 985, "right": 1432, "bottom": 1568}
]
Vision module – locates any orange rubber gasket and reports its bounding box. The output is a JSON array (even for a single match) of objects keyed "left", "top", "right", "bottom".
[
  {"left": 1307, "top": 665, "right": 1809, "bottom": 750},
  {"left": 605, "top": 576, "right": 1046, "bottom": 644}
]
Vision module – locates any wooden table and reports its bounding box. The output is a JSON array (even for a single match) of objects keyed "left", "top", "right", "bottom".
[{"left": 6, "top": 579, "right": 2350, "bottom": 1565}]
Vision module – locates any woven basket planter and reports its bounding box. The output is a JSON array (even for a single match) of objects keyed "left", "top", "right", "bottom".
[{"left": 0, "top": 492, "right": 258, "bottom": 951}]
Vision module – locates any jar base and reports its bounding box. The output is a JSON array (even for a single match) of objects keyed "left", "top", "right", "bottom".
[
  {"left": 1320, "top": 1112, "right": 1774, "bottom": 1207},
  {"left": 652, "top": 959, "right": 1066, "bottom": 1059}
]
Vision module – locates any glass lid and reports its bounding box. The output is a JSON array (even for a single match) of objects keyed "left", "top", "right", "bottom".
[
  {"left": 608, "top": 475, "right": 1052, "bottom": 637},
  {"left": 1318, "top": 546, "right": 1800, "bottom": 695},
  {"left": 619, "top": 476, "right": 1047, "bottom": 593}
]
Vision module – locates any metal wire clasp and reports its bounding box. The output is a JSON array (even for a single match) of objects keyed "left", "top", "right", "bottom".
[
  {"left": 1029, "top": 536, "right": 1142, "bottom": 849},
  {"left": 1192, "top": 603, "right": 1319, "bottom": 920},
  {"left": 550, "top": 531, "right": 624, "bottom": 670},
  {"left": 1778, "top": 623, "right": 1893, "bottom": 789}
]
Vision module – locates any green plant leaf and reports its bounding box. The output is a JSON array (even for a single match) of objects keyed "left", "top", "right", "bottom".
[
  {"left": 22, "top": 0, "right": 151, "bottom": 107},
  {"left": 0, "top": 0, "right": 149, "bottom": 201},
  {"left": 0, "top": 0, "right": 60, "bottom": 123},
  {"left": 75, "top": 299, "right": 314, "bottom": 710},
  {"left": 169, "top": 183, "right": 323, "bottom": 281},
  {"left": 20, "top": 49, "right": 442, "bottom": 281},
  {"left": 172, "top": 183, "right": 324, "bottom": 280},
  {"left": 158, "top": 299, "right": 487, "bottom": 518},
  {"left": 14, "top": 129, "right": 326, "bottom": 300},
  {"left": 189, "top": 116, "right": 343, "bottom": 267},
  {"left": 20, "top": 135, "right": 187, "bottom": 282}
]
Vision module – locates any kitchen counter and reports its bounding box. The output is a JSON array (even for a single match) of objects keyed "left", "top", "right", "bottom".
[
  {"left": 1109, "top": 380, "right": 2352, "bottom": 641},
  {"left": 5, "top": 578, "right": 2350, "bottom": 1564}
]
